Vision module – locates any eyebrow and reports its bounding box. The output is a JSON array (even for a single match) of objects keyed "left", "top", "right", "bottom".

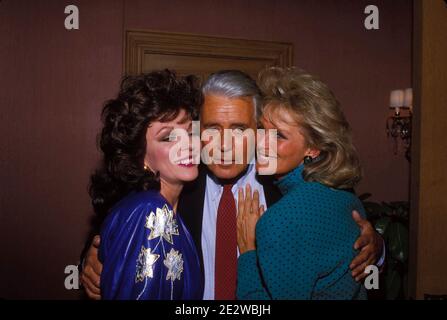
[
  {"left": 269, "top": 122, "right": 288, "bottom": 132},
  {"left": 156, "top": 115, "right": 192, "bottom": 135},
  {"left": 177, "top": 114, "right": 190, "bottom": 124}
]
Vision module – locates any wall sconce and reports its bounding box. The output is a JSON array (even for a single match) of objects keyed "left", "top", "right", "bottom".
[{"left": 386, "top": 88, "right": 413, "bottom": 161}]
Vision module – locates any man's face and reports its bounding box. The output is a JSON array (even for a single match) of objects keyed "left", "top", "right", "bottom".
[{"left": 200, "top": 94, "right": 257, "bottom": 180}]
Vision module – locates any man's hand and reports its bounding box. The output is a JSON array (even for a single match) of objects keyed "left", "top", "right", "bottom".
[
  {"left": 350, "top": 211, "right": 384, "bottom": 282},
  {"left": 80, "top": 235, "right": 102, "bottom": 300}
]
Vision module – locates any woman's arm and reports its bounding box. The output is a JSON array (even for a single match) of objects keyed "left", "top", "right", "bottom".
[
  {"left": 100, "top": 201, "right": 165, "bottom": 300},
  {"left": 253, "top": 212, "right": 319, "bottom": 299},
  {"left": 237, "top": 250, "right": 271, "bottom": 299},
  {"left": 236, "top": 185, "right": 319, "bottom": 299}
]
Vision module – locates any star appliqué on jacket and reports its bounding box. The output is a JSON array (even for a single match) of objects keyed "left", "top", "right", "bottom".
[
  {"left": 163, "top": 248, "right": 184, "bottom": 281},
  {"left": 135, "top": 246, "right": 160, "bottom": 283},
  {"left": 145, "top": 204, "right": 179, "bottom": 244}
]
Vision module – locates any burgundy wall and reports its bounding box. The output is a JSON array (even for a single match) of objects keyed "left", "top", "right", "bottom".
[
  {"left": 124, "top": 0, "right": 412, "bottom": 202},
  {"left": 0, "top": 0, "right": 123, "bottom": 299},
  {"left": 0, "top": 0, "right": 412, "bottom": 299}
]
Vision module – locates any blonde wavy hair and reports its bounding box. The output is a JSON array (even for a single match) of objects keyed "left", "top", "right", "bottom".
[{"left": 257, "top": 66, "right": 362, "bottom": 189}]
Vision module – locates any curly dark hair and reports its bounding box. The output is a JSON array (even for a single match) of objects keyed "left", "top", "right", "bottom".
[{"left": 89, "top": 70, "right": 202, "bottom": 222}]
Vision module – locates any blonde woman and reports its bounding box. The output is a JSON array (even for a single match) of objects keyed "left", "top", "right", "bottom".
[{"left": 237, "top": 67, "right": 368, "bottom": 299}]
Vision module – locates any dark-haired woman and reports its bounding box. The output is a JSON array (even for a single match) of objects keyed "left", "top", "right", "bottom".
[{"left": 90, "top": 70, "right": 203, "bottom": 300}]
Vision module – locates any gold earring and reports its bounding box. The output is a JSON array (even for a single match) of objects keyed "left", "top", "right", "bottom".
[
  {"left": 144, "top": 164, "right": 157, "bottom": 175},
  {"left": 144, "top": 164, "right": 159, "bottom": 180}
]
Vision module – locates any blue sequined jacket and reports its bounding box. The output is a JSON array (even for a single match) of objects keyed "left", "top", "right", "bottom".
[{"left": 99, "top": 190, "right": 203, "bottom": 300}]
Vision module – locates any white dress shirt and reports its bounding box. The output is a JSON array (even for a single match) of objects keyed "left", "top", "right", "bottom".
[{"left": 201, "top": 163, "right": 266, "bottom": 300}]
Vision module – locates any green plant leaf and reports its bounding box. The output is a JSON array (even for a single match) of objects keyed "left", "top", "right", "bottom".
[
  {"left": 363, "top": 201, "right": 384, "bottom": 220},
  {"left": 390, "top": 201, "right": 409, "bottom": 220},
  {"left": 381, "top": 202, "right": 394, "bottom": 216},
  {"left": 387, "top": 222, "right": 409, "bottom": 263},
  {"left": 389, "top": 201, "right": 409, "bottom": 209},
  {"left": 375, "top": 217, "right": 391, "bottom": 236}
]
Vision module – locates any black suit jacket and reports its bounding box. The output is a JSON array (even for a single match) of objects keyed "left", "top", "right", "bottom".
[{"left": 178, "top": 164, "right": 282, "bottom": 280}]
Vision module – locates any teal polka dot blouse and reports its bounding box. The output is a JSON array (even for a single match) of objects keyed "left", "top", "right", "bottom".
[{"left": 237, "top": 164, "right": 367, "bottom": 300}]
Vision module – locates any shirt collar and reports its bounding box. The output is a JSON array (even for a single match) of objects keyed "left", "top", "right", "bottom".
[{"left": 234, "top": 163, "right": 256, "bottom": 190}]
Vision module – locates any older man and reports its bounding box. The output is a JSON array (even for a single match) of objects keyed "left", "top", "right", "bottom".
[{"left": 80, "top": 70, "right": 384, "bottom": 300}]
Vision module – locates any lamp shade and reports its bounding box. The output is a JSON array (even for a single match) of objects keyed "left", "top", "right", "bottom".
[
  {"left": 390, "top": 90, "right": 404, "bottom": 108},
  {"left": 404, "top": 88, "right": 413, "bottom": 107}
]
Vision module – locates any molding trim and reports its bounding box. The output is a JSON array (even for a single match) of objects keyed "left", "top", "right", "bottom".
[{"left": 124, "top": 29, "right": 293, "bottom": 76}]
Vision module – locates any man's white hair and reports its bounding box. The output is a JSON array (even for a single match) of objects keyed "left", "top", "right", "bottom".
[{"left": 201, "top": 70, "right": 262, "bottom": 119}]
